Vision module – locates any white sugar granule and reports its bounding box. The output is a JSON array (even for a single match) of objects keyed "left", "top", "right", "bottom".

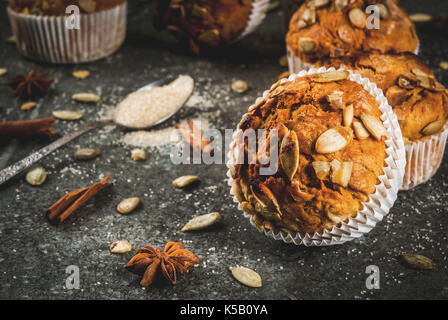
[{"left": 114, "top": 75, "right": 194, "bottom": 128}]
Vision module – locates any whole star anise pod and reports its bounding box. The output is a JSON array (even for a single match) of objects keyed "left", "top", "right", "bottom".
[
  {"left": 8, "top": 68, "right": 54, "bottom": 98},
  {"left": 125, "top": 242, "right": 200, "bottom": 287}
]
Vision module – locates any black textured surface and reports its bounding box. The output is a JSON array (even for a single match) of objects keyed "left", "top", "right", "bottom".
[{"left": 0, "top": 0, "right": 447, "bottom": 300}]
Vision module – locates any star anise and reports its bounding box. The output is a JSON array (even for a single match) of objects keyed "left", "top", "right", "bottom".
[
  {"left": 124, "top": 242, "right": 200, "bottom": 287},
  {"left": 8, "top": 68, "right": 54, "bottom": 98}
]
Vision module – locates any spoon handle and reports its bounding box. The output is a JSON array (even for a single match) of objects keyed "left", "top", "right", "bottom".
[{"left": 0, "top": 120, "right": 113, "bottom": 187}]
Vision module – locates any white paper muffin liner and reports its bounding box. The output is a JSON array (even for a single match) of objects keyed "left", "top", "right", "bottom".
[
  {"left": 236, "top": 0, "right": 270, "bottom": 41},
  {"left": 7, "top": 2, "right": 127, "bottom": 64},
  {"left": 401, "top": 123, "right": 448, "bottom": 190},
  {"left": 226, "top": 67, "right": 406, "bottom": 246},
  {"left": 286, "top": 42, "right": 420, "bottom": 73}
]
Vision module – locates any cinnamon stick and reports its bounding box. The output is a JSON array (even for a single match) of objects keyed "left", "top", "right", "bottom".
[
  {"left": 0, "top": 117, "right": 54, "bottom": 139},
  {"left": 46, "top": 175, "right": 111, "bottom": 225},
  {"left": 177, "top": 120, "right": 214, "bottom": 155}
]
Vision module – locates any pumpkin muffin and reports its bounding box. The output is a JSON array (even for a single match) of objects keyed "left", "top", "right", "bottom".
[
  {"left": 7, "top": 0, "right": 128, "bottom": 63},
  {"left": 286, "top": 0, "right": 418, "bottom": 71},
  {"left": 229, "top": 70, "right": 392, "bottom": 235},
  {"left": 9, "top": 0, "right": 126, "bottom": 15},
  {"left": 318, "top": 52, "right": 448, "bottom": 189},
  {"left": 152, "top": 0, "right": 269, "bottom": 54}
]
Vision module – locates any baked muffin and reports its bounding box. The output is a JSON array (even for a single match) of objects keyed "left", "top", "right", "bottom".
[
  {"left": 286, "top": 0, "right": 418, "bottom": 71},
  {"left": 229, "top": 70, "right": 397, "bottom": 237},
  {"left": 9, "top": 0, "right": 125, "bottom": 15},
  {"left": 152, "top": 0, "right": 269, "bottom": 54},
  {"left": 7, "top": 0, "right": 127, "bottom": 63},
  {"left": 318, "top": 52, "right": 448, "bottom": 189}
]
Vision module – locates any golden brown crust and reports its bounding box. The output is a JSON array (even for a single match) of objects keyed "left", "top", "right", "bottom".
[
  {"left": 9, "top": 0, "right": 126, "bottom": 15},
  {"left": 232, "top": 72, "right": 387, "bottom": 234},
  {"left": 152, "top": 0, "right": 253, "bottom": 53},
  {"left": 318, "top": 52, "right": 448, "bottom": 141},
  {"left": 286, "top": 0, "right": 418, "bottom": 63}
]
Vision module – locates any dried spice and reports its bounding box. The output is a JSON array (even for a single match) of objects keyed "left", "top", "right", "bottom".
[
  {"left": 125, "top": 242, "right": 200, "bottom": 287},
  {"left": 0, "top": 117, "right": 54, "bottom": 139},
  {"left": 46, "top": 175, "right": 111, "bottom": 225},
  {"left": 400, "top": 253, "right": 436, "bottom": 270},
  {"left": 8, "top": 68, "right": 53, "bottom": 98}
]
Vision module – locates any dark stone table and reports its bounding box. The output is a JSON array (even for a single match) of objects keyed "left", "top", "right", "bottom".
[{"left": 0, "top": 0, "right": 447, "bottom": 300}]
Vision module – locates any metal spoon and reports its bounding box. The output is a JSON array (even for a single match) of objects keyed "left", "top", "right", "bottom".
[{"left": 0, "top": 76, "right": 185, "bottom": 186}]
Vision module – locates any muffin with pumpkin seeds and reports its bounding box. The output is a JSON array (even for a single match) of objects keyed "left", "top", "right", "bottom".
[
  {"left": 228, "top": 69, "right": 404, "bottom": 244},
  {"left": 318, "top": 52, "right": 448, "bottom": 189},
  {"left": 152, "top": 0, "right": 270, "bottom": 54},
  {"left": 286, "top": 0, "right": 418, "bottom": 72}
]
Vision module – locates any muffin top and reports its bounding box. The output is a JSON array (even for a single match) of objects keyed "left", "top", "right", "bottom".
[
  {"left": 286, "top": 0, "right": 418, "bottom": 63},
  {"left": 319, "top": 52, "right": 448, "bottom": 142},
  {"left": 231, "top": 71, "right": 388, "bottom": 234},
  {"left": 9, "top": 0, "right": 126, "bottom": 15},
  {"left": 152, "top": 0, "right": 253, "bottom": 54}
]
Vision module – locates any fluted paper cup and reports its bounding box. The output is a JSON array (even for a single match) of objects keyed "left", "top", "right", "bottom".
[
  {"left": 236, "top": 0, "right": 270, "bottom": 41},
  {"left": 286, "top": 42, "right": 420, "bottom": 73},
  {"left": 226, "top": 67, "right": 406, "bottom": 246},
  {"left": 7, "top": 2, "right": 127, "bottom": 64},
  {"left": 401, "top": 123, "right": 448, "bottom": 190}
]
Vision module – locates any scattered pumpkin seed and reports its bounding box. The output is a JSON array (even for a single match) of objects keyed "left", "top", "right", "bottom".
[
  {"left": 279, "top": 130, "right": 299, "bottom": 181},
  {"left": 310, "top": 0, "right": 329, "bottom": 8},
  {"left": 400, "top": 253, "right": 436, "bottom": 270},
  {"left": 327, "top": 91, "right": 344, "bottom": 109},
  {"left": 278, "top": 55, "right": 288, "bottom": 67},
  {"left": 360, "top": 113, "right": 388, "bottom": 140},
  {"left": 110, "top": 240, "right": 132, "bottom": 254},
  {"left": 298, "top": 37, "right": 316, "bottom": 53},
  {"left": 313, "top": 70, "right": 349, "bottom": 83},
  {"left": 0, "top": 68, "right": 7, "bottom": 76},
  {"left": 343, "top": 104, "right": 354, "bottom": 127},
  {"left": 181, "top": 212, "right": 220, "bottom": 232},
  {"left": 335, "top": 0, "right": 348, "bottom": 9},
  {"left": 315, "top": 126, "right": 352, "bottom": 154},
  {"left": 409, "top": 13, "right": 432, "bottom": 23},
  {"left": 173, "top": 175, "right": 199, "bottom": 188},
  {"left": 230, "top": 267, "right": 262, "bottom": 288},
  {"left": 376, "top": 3, "right": 389, "bottom": 19},
  {"left": 117, "top": 197, "right": 140, "bottom": 214},
  {"left": 197, "top": 29, "right": 220, "bottom": 44},
  {"left": 231, "top": 80, "right": 249, "bottom": 94},
  {"left": 302, "top": 8, "right": 316, "bottom": 24},
  {"left": 312, "top": 161, "right": 331, "bottom": 180},
  {"left": 440, "top": 61, "right": 448, "bottom": 70},
  {"left": 131, "top": 149, "right": 146, "bottom": 161},
  {"left": 20, "top": 101, "right": 36, "bottom": 111},
  {"left": 191, "top": 4, "right": 207, "bottom": 18},
  {"left": 348, "top": 8, "right": 366, "bottom": 29},
  {"left": 52, "top": 110, "right": 83, "bottom": 120},
  {"left": 74, "top": 148, "right": 101, "bottom": 160},
  {"left": 72, "top": 92, "right": 101, "bottom": 103},
  {"left": 421, "top": 120, "right": 444, "bottom": 136},
  {"left": 353, "top": 120, "right": 370, "bottom": 139},
  {"left": 72, "top": 70, "right": 90, "bottom": 79},
  {"left": 26, "top": 166, "right": 47, "bottom": 186}
]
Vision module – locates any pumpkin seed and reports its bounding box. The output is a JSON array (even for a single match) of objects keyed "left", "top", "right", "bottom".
[
  {"left": 231, "top": 80, "right": 248, "bottom": 93},
  {"left": 110, "top": 240, "right": 132, "bottom": 254},
  {"left": 302, "top": 8, "right": 316, "bottom": 24},
  {"left": 72, "top": 93, "right": 101, "bottom": 103},
  {"left": 439, "top": 61, "right": 448, "bottom": 70},
  {"left": 400, "top": 253, "right": 436, "bottom": 270},
  {"left": 279, "top": 130, "right": 299, "bottom": 180},
  {"left": 131, "top": 148, "right": 146, "bottom": 161},
  {"left": 191, "top": 5, "right": 207, "bottom": 18},
  {"left": 74, "top": 148, "right": 101, "bottom": 160},
  {"left": 181, "top": 212, "right": 220, "bottom": 232},
  {"left": 298, "top": 37, "right": 316, "bottom": 53},
  {"left": 337, "top": 26, "right": 353, "bottom": 44},
  {"left": 410, "top": 13, "right": 432, "bottom": 23},
  {"left": 297, "top": 19, "right": 307, "bottom": 29},
  {"left": 21, "top": 101, "right": 36, "bottom": 111},
  {"left": 315, "top": 126, "right": 351, "bottom": 154},
  {"left": 335, "top": 0, "right": 348, "bottom": 9},
  {"left": 310, "top": 0, "right": 329, "bottom": 8},
  {"left": 312, "top": 161, "right": 331, "bottom": 180},
  {"left": 0, "top": 68, "right": 7, "bottom": 76},
  {"left": 360, "top": 113, "right": 388, "bottom": 140},
  {"left": 376, "top": 3, "right": 389, "bottom": 19},
  {"left": 198, "top": 29, "right": 220, "bottom": 44},
  {"left": 79, "top": 0, "right": 96, "bottom": 13},
  {"left": 327, "top": 91, "right": 344, "bottom": 109},
  {"left": 348, "top": 8, "right": 366, "bottom": 29},
  {"left": 229, "top": 267, "right": 262, "bottom": 288},
  {"left": 26, "top": 166, "right": 47, "bottom": 186},
  {"left": 343, "top": 104, "right": 354, "bottom": 127},
  {"left": 72, "top": 70, "right": 90, "bottom": 79},
  {"left": 331, "top": 161, "right": 353, "bottom": 187},
  {"left": 353, "top": 120, "right": 370, "bottom": 139},
  {"left": 173, "top": 175, "right": 199, "bottom": 188},
  {"left": 313, "top": 70, "right": 349, "bottom": 83},
  {"left": 117, "top": 197, "right": 140, "bottom": 214},
  {"left": 421, "top": 120, "right": 444, "bottom": 136},
  {"left": 52, "top": 110, "right": 83, "bottom": 120}
]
